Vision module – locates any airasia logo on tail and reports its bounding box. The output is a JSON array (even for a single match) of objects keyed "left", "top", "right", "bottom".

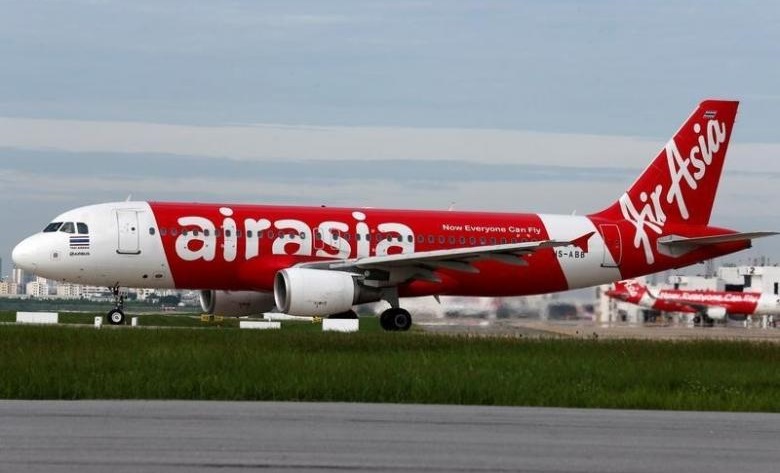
[{"left": 619, "top": 118, "right": 728, "bottom": 264}]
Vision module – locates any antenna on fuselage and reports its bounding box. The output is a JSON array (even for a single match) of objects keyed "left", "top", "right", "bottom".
[
  {"left": 448, "top": 202, "right": 456, "bottom": 211},
  {"left": 125, "top": 194, "right": 132, "bottom": 202}
]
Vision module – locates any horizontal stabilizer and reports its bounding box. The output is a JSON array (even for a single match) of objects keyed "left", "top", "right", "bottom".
[{"left": 657, "top": 231, "right": 779, "bottom": 257}]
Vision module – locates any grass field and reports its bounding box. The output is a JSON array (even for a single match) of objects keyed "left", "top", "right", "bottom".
[{"left": 2, "top": 319, "right": 779, "bottom": 411}]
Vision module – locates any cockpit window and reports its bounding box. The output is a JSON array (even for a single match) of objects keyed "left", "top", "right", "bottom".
[
  {"left": 77, "top": 222, "right": 89, "bottom": 234},
  {"left": 60, "top": 222, "right": 75, "bottom": 234},
  {"left": 43, "top": 222, "right": 63, "bottom": 232}
]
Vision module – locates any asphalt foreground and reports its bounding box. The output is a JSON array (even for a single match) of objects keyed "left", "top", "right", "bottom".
[{"left": 1, "top": 400, "right": 779, "bottom": 473}]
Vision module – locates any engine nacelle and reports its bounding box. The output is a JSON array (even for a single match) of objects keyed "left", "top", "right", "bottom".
[
  {"left": 704, "top": 306, "right": 727, "bottom": 320},
  {"left": 200, "top": 290, "right": 275, "bottom": 317},
  {"left": 274, "top": 268, "right": 381, "bottom": 316}
]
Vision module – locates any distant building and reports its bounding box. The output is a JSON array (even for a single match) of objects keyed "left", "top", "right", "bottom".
[
  {"left": 0, "top": 280, "right": 19, "bottom": 296},
  {"left": 719, "top": 266, "right": 780, "bottom": 295},
  {"left": 12, "top": 267, "right": 27, "bottom": 286},
  {"left": 56, "top": 283, "right": 83, "bottom": 299},
  {"left": 25, "top": 280, "right": 49, "bottom": 298},
  {"left": 135, "top": 288, "right": 157, "bottom": 301}
]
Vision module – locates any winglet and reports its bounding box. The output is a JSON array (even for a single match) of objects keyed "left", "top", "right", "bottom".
[{"left": 571, "top": 232, "right": 595, "bottom": 253}]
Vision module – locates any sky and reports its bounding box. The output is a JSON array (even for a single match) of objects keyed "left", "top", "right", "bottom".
[{"left": 2, "top": 0, "right": 780, "bottom": 282}]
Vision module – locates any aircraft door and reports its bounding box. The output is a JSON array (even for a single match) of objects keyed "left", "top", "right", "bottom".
[
  {"left": 599, "top": 224, "right": 621, "bottom": 268},
  {"left": 116, "top": 209, "right": 141, "bottom": 255}
]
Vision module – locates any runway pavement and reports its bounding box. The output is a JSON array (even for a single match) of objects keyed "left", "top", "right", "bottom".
[{"left": 1, "top": 401, "right": 779, "bottom": 472}]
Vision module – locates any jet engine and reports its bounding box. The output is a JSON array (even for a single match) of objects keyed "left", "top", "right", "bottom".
[
  {"left": 274, "top": 268, "right": 382, "bottom": 316},
  {"left": 704, "top": 306, "right": 727, "bottom": 320},
  {"left": 199, "top": 290, "right": 276, "bottom": 317}
]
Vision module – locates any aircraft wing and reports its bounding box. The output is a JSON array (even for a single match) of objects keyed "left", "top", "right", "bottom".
[{"left": 299, "top": 232, "right": 594, "bottom": 284}]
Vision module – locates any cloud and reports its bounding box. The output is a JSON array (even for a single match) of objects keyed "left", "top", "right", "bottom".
[{"left": 2, "top": 116, "right": 780, "bottom": 174}]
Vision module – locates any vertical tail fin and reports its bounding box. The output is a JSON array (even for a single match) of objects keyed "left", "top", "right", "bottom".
[
  {"left": 607, "top": 280, "right": 648, "bottom": 303},
  {"left": 592, "top": 100, "right": 739, "bottom": 227}
]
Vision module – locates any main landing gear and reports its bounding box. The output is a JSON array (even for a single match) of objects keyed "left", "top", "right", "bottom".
[
  {"left": 377, "top": 288, "right": 412, "bottom": 332},
  {"left": 379, "top": 308, "right": 412, "bottom": 331},
  {"left": 106, "top": 285, "right": 126, "bottom": 325}
]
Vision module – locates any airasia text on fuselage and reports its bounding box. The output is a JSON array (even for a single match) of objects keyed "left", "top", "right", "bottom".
[{"left": 173, "top": 209, "right": 415, "bottom": 262}]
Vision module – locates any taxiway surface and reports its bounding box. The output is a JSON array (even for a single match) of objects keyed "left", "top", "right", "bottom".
[{"left": 1, "top": 401, "right": 778, "bottom": 472}]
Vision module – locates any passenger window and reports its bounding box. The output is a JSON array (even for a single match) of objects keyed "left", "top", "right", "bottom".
[
  {"left": 43, "top": 222, "right": 62, "bottom": 232},
  {"left": 300, "top": 231, "right": 306, "bottom": 239},
  {"left": 417, "top": 235, "right": 425, "bottom": 243},
  {"left": 469, "top": 237, "right": 476, "bottom": 245},
  {"left": 247, "top": 230, "right": 253, "bottom": 238},
  {"left": 160, "top": 228, "right": 167, "bottom": 236},
  {"left": 171, "top": 228, "right": 178, "bottom": 236},
  {"left": 428, "top": 235, "right": 435, "bottom": 243},
  {"left": 267, "top": 230, "right": 275, "bottom": 239},
  {"left": 204, "top": 229, "right": 210, "bottom": 237},
  {"left": 60, "top": 222, "right": 75, "bottom": 234},
  {"left": 236, "top": 230, "right": 242, "bottom": 238},
  {"left": 449, "top": 236, "right": 455, "bottom": 244},
  {"left": 500, "top": 237, "right": 507, "bottom": 244},
  {"left": 387, "top": 235, "right": 392, "bottom": 242},
  {"left": 356, "top": 234, "right": 361, "bottom": 241},
  {"left": 490, "top": 237, "right": 496, "bottom": 244},
  {"left": 438, "top": 236, "right": 445, "bottom": 244},
  {"left": 407, "top": 235, "right": 413, "bottom": 243},
  {"left": 77, "top": 223, "right": 89, "bottom": 234},
  {"left": 149, "top": 227, "right": 156, "bottom": 236},
  {"left": 214, "top": 229, "right": 221, "bottom": 237},
  {"left": 225, "top": 230, "right": 232, "bottom": 237},
  {"left": 192, "top": 229, "right": 199, "bottom": 236},
  {"left": 460, "top": 236, "right": 466, "bottom": 244}
]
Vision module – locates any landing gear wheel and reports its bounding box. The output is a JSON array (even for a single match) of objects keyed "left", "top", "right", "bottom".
[
  {"left": 329, "top": 310, "right": 358, "bottom": 319},
  {"left": 107, "top": 284, "right": 127, "bottom": 326},
  {"left": 379, "top": 308, "right": 412, "bottom": 332},
  {"left": 107, "top": 308, "right": 125, "bottom": 325}
]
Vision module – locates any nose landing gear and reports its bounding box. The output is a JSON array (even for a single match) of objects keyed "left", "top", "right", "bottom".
[{"left": 106, "top": 285, "right": 126, "bottom": 325}]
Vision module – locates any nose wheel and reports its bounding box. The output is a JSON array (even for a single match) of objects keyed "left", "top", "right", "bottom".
[
  {"left": 379, "top": 308, "right": 412, "bottom": 331},
  {"left": 107, "top": 308, "right": 126, "bottom": 325},
  {"left": 106, "top": 285, "right": 127, "bottom": 325}
]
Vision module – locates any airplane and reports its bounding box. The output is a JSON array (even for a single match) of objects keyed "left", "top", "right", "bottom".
[
  {"left": 605, "top": 279, "right": 780, "bottom": 324},
  {"left": 11, "top": 99, "right": 778, "bottom": 330}
]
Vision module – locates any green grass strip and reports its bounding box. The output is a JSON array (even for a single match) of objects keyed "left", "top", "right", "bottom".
[{"left": 1, "top": 324, "right": 779, "bottom": 411}]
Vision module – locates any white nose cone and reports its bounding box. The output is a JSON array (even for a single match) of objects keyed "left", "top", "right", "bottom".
[{"left": 12, "top": 237, "right": 37, "bottom": 272}]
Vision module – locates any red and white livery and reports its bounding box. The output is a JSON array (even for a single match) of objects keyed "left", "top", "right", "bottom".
[
  {"left": 605, "top": 280, "right": 780, "bottom": 323},
  {"left": 12, "top": 100, "right": 777, "bottom": 330}
]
